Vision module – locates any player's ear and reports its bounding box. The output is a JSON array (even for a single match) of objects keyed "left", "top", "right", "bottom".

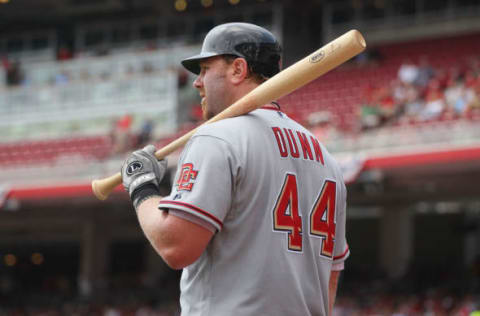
[{"left": 229, "top": 57, "right": 249, "bottom": 84}]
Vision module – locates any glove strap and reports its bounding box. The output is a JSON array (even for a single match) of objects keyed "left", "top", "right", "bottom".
[{"left": 131, "top": 184, "right": 160, "bottom": 210}]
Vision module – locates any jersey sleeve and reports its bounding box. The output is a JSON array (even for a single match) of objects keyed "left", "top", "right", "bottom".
[
  {"left": 159, "top": 134, "right": 238, "bottom": 232},
  {"left": 168, "top": 209, "right": 216, "bottom": 233},
  {"left": 333, "top": 180, "right": 350, "bottom": 265}
]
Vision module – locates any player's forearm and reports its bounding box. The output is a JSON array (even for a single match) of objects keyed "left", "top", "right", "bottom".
[
  {"left": 136, "top": 197, "right": 167, "bottom": 247},
  {"left": 328, "top": 270, "right": 341, "bottom": 316}
]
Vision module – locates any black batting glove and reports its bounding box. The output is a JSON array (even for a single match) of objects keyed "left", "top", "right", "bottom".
[{"left": 121, "top": 145, "right": 167, "bottom": 209}]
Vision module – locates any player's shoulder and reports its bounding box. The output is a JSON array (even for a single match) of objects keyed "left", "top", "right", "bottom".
[{"left": 194, "top": 111, "right": 265, "bottom": 139}]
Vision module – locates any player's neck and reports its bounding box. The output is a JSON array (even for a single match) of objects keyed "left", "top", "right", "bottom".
[{"left": 231, "top": 81, "right": 260, "bottom": 104}]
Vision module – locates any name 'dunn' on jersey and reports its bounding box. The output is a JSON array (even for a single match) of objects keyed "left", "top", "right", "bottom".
[{"left": 271, "top": 127, "right": 324, "bottom": 164}]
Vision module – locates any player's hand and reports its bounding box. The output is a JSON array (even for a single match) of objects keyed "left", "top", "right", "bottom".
[{"left": 121, "top": 145, "right": 167, "bottom": 209}]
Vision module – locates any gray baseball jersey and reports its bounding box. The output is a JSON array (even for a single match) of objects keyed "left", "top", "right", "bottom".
[{"left": 159, "top": 106, "right": 349, "bottom": 316}]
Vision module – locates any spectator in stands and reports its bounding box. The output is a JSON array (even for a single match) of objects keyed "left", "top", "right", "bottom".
[
  {"left": 444, "top": 76, "right": 474, "bottom": 118},
  {"left": 469, "top": 76, "right": 480, "bottom": 114},
  {"left": 419, "top": 79, "right": 446, "bottom": 121},
  {"left": 357, "top": 50, "right": 480, "bottom": 129},
  {"left": 398, "top": 58, "right": 419, "bottom": 85},
  {"left": 359, "top": 84, "right": 383, "bottom": 130},
  {"left": 359, "top": 101, "right": 382, "bottom": 130},
  {"left": 468, "top": 57, "right": 480, "bottom": 77},
  {"left": 465, "top": 69, "right": 478, "bottom": 88},
  {"left": 393, "top": 80, "right": 424, "bottom": 123},
  {"left": 378, "top": 83, "right": 398, "bottom": 123},
  {"left": 2, "top": 57, "right": 24, "bottom": 86},
  {"left": 392, "top": 79, "right": 409, "bottom": 105},
  {"left": 433, "top": 68, "right": 450, "bottom": 91},
  {"left": 363, "top": 82, "right": 399, "bottom": 126},
  {"left": 57, "top": 44, "right": 74, "bottom": 61},
  {"left": 135, "top": 119, "right": 154, "bottom": 148},
  {"left": 415, "top": 56, "right": 435, "bottom": 88},
  {"left": 404, "top": 89, "right": 424, "bottom": 123},
  {"left": 111, "top": 114, "right": 133, "bottom": 155}
]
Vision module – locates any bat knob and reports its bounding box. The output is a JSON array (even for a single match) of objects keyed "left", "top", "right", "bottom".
[
  {"left": 91, "top": 172, "right": 123, "bottom": 201},
  {"left": 91, "top": 180, "right": 108, "bottom": 200}
]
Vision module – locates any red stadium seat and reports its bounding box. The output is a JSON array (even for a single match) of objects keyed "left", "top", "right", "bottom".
[{"left": 0, "top": 135, "right": 114, "bottom": 167}]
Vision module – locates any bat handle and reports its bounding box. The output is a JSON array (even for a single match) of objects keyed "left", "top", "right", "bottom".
[
  {"left": 91, "top": 135, "right": 189, "bottom": 201},
  {"left": 91, "top": 172, "right": 122, "bottom": 200}
]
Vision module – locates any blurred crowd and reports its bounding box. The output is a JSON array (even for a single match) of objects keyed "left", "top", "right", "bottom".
[
  {"left": 0, "top": 273, "right": 181, "bottom": 316},
  {"left": 335, "top": 290, "right": 479, "bottom": 316},
  {"left": 332, "top": 260, "right": 480, "bottom": 316},
  {"left": 358, "top": 56, "right": 480, "bottom": 131},
  {"left": 2, "top": 280, "right": 480, "bottom": 316},
  {"left": 0, "top": 297, "right": 179, "bottom": 316},
  {"left": 1, "top": 300, "right": 179, "bottom": 315},
  {"left": 1, "top": 247, "right": 480, "bottom": 316}
]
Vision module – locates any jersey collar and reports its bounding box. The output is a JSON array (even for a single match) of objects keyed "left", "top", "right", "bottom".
[{"left": 260, "top": 101, "right": 281, "bottom": 111}]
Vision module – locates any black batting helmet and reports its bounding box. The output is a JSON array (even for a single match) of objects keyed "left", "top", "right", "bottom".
[{"left": 181, "top": 22, "right": 282, "bottom": 78}]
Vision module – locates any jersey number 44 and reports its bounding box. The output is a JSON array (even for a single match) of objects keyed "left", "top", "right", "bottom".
[{"left": 273, "top": 173, "right": 337, "bottom": 259}]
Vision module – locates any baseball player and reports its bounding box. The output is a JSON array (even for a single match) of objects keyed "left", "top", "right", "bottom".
[{"left": 121, "top": 22, "right": 349, "bottom": 316}]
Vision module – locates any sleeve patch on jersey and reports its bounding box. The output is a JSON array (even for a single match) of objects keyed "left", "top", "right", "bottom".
[{"left": 176, "top": 163, "right": 199, "bottom": 191}]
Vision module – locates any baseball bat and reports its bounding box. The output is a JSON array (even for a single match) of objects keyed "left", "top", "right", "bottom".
[{"left": 92, "top": 29, "right": 366, "bottom": 200}]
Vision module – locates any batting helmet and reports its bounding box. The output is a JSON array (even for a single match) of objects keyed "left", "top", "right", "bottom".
[{"left": 181, "top": 22, "right": 282, "bottom": 78}]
